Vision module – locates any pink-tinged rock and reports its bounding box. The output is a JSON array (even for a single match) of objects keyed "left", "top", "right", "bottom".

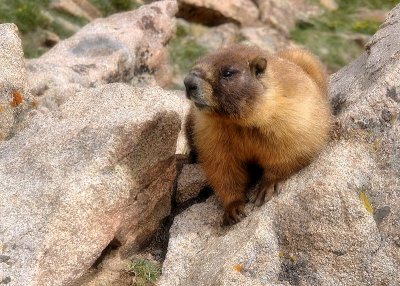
[{"left": 0, "top": 83, "right": 187, "bottom": 286}]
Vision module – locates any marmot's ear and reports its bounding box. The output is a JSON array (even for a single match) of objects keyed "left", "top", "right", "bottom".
[{"left": 251, "top": 57, "right": 267, "bottom": 78}]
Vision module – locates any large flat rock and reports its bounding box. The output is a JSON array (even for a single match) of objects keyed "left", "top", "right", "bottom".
[{"left": 0, "top": 83, "right": 186, "bottom": 286}]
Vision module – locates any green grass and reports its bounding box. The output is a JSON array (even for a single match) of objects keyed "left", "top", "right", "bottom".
[
  {"left": 0, "top": 0, "right": 53, "bottom": 57},
  {"left": 332, "top": 0, "right": 397, "bottom": 10},
  {"left": 0, "top": 0, "right": 51, "bottom": 33},
  {"left": 20, "top": 29, "right": 49, "bottom": 58},
  {"left": 126, "top": 258, "right": 160, "bottom": 286},
  {"left": 89, "top": 0, "right": 141, "bottom": 16},
  {"left": 169, "top": 24, "right": 208, "bottom": 76},
  {"left": 291, "top": 28, "right": 363, "bottom": 71},
  {"left": 292, "top": 0, "right": 398, "bottom": 71},
  {"left": 0, "top": 0, "right": 140, "bottom": 58},
  {"left": 49, "top": 9, "right": 89, "bottom": 27}
]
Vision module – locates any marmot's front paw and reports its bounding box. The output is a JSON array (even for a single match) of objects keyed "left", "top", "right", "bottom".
[
  {"left": 223, "top": 201, "right": 246, "bottom": 226},
  {"left": 249, "top": 183, "right": 275, "bottom": 206}
]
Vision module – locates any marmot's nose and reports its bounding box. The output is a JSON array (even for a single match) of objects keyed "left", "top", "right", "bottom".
[{"left": 184, "top": 75, "right": 199, "bottom": 98}]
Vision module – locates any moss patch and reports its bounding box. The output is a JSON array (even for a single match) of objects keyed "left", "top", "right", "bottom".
[{"left": 292, "top": 0, "right": 397, "bottom": 72}]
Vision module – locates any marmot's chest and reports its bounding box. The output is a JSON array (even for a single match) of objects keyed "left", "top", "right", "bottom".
[
  {"left": 196, "top": 120, "right": 279, "bottom": 159},
  {"left": 194, "top": 117, "right": 315, "bottom": 177}
]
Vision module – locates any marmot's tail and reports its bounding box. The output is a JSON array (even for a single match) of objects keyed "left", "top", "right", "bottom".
[{"left": 277, "top": 49, "right": 327, "bottom": 94}]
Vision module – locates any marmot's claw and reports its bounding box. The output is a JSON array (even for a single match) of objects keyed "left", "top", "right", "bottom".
[
  {"left": 254, "top": 190, "right": 266, "bottom": 207},
  {"left": 250, "top": 184, "right": 275, "bottom": 207},
  {"left": 249, "top": 185, "right": 266, "bottom": 206},
  {"left": 223, "top": 202, "right": 246, "bottom": 226}
]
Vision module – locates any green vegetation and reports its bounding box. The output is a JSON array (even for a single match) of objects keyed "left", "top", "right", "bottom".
[
  {"left": 169, "top": 24, "right": 208, "bottom": 79},
  {"left": 0, "top": 0, "right": 73, "bottom": 57},
  {"left": 90, "top": 0, "right": 141, "bottom": 16},
  {"left": 291, "top": 28, "right": 362, "bottom": 71},
  {"left": 291, "top": 0, "right": 398, "bottom": 71},
  {"left": 126, "top": 257, "right": 161, "bottom": 286},
  {"left": 1, "top": 0, "right": 398, "bottom": 69},
  {"left": 0, "top": 0, "right": 50, "bottom": 33},
  {"left": 0, "top": 0, "right": 140, "bottom": 58},
  {"left": 19, "top": 30, "right": 51, "bottom": 58}
]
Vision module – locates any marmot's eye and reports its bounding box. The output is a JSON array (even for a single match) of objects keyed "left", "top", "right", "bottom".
[{"left": 221, "top": 69, "right": 237, "bottom": 78}]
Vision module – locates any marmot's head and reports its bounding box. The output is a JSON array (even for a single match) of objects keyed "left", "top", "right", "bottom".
[{"left": 184, "top": 45, "right": 268, "bottom": 119}]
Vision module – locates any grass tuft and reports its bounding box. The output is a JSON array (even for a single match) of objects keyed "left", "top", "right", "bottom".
[{"left": 126, "top": 257, "right": 161, "bottom": 286}]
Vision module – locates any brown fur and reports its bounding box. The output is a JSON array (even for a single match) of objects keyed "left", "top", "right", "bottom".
[{"left": 184, "top": 45, "right": 331, "bottom": 225}]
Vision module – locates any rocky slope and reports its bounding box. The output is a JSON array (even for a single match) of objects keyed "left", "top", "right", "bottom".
[
  {"left": 159, "top": 3, "right": 400, "bottom": 286},
  {"left": 0, "top": 1, "right": 399, "bottom": 286}
]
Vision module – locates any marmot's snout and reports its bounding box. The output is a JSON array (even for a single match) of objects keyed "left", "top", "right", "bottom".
[
  {"left": 183, "top": 74, "right": 198, "bottom": 98},
  {"left": 184, "top": 45, "right": 269, "bottom": 118},
  {"left": 184, "top": 73, "right": 209, "bottom": 109}
]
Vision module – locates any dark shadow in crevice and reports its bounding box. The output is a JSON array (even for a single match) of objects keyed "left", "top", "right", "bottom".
[
  {"left": 177, "top": 3, "right": 240, "bottom": 26},
  {"left": 91, "top": 238, "right": 122, "bottom": 269}
]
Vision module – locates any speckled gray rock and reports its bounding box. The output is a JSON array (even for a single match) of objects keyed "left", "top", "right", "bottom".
[
  {"left": 0, "top": 24, "right": 29, "bottom": 140},
  {"left": 159, "top": 4, "right": 400, "bottom": 286},
  {"left": 27, "top": 0, "right": 177, "bottom": 99},
  {"left": 0, "top": 83, "right": 187, "bottom": 286},
  {"left": 176, "top": 164, "right": 208, "bottom": 203}
]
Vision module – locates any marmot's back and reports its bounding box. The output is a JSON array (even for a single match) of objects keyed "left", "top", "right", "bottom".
[{"left": 277, "top": 49, "right": 327, "bottom": 93}]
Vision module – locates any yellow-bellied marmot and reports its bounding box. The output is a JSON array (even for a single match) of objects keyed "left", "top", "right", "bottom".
[{"left": 184, "top": 45, "right": 331, "bottom": 225}]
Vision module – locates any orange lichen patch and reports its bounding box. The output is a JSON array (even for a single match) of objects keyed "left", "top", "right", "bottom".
[
  {"left": 10, "top": 91, "right": 23, "bottom": 107},
  {"left": 0, "top": 105, "right": 4, "bottom": 112},
  {"left": 232, "top": 263, "right": 243, "bottom": 272}
]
